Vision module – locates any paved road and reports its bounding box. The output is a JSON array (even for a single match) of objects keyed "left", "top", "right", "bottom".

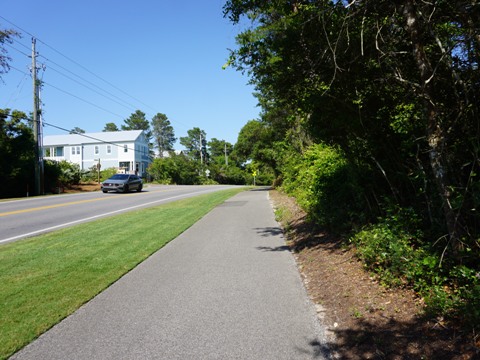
[
  {"left": 11, "top": 189, "right": 330, "bottom": 360},
  {"left": 0, "top": 185, "right": 238, "bottom": 244}
]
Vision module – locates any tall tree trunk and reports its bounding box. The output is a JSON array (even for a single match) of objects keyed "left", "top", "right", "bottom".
[{"left": 402, "top": 1, "right": 463, "bottom": 255}]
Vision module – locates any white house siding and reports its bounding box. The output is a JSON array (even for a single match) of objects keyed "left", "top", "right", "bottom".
[
  {"left": 42, "top": 130, "right": 151, "bottom": 176},
  {"left": 69, "top": 145, "right": 82, "bottom": 166}
]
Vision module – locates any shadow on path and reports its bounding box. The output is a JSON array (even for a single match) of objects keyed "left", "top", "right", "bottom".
[{"left": 254, "top": 226, "right": 283, "bottom": 237}]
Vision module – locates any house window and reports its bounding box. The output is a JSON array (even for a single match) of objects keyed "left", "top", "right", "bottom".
[
  {"left": 76, "top": 146, "right": 81, "bottom": 155},
  {"left": 54, "top": 147, "right": 64, "bottom": 157},
  {"left": 119, "top": 161, "right": 130, "bottom": 171},
  {"left": 107, "top": 145, "right": 111, "bottom": 154},
  {"left": 71, "top": 146, "right": 75, "bottom": 155},
  {"left": 45, "top": 148, "right": 51, "bottom": 157},
  {"left": 95, "top": 146, "right": 99, "bottom": 155},
  {"left": 124, "top": 145, "right": 128, "bottom": 153}
]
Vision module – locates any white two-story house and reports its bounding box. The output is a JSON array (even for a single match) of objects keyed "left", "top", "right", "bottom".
[{"left": 42, "top": 130, "right": 151, "bottom": 177}]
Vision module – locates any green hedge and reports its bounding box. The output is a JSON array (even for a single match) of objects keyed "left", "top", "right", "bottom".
[{"left": 282, "top": 143, "right": 364, "bottom": 231}]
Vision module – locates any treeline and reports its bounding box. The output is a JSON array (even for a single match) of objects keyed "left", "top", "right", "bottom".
[
  {"left": 99, "top": 110, "right": 268, "bottom": 185},
  {"left": 0, "top": 107, "right": 267, "bottom": 198},
  {"left": 0, "top": 109, "right": 83, "bottom": 197},
  {"left": 224, "top": 1, "right": 480, "bottom": 328}
]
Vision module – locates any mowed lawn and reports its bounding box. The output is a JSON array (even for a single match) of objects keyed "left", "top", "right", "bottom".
[{"left": 0, "top": 188, "right": 245, "bottom": 360}]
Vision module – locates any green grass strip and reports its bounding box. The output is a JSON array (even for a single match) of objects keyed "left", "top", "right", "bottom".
[{"left": 0, "top": 188, "right": 245, "bottom": 359}]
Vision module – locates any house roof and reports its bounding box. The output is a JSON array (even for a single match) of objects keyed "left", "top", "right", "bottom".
[{"left": 43, "top": 130, "right": 144, "bottom": 146}]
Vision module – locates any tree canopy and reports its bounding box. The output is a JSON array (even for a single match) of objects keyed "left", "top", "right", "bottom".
[
  {"left": 103, "top": 122, "right": 119, "bottom": 132},
  {"left": 69, "top": 127, "right": 85, "bottom": 134},
  {"left": 0, "top": 109, "right": 34, "bottom": 198},
  {"left": 180, "top": 127, "right": 207, "bottom": 162},
  {"left": 151, "top": 113, "right": 176, "bottom": 157},
  {"left": 225, "top": 0, "right": 480, "bottom": 326},
  {"left": 0, "top": 27, "right": 19, "bottom": 77},
  {"left": 122, "top": 110, "right": 152, "bottom": 139},
  {"left": 207, "top": 138, "right": 232, "bottom": 161}
]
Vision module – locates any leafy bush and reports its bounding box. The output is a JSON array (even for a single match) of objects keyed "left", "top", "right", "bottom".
[
  {"left": 100, "top": 167, "right": 118, "bottom": 182},
  {"left": 350, "top": 207, "right": 480, "bottom": 327},
  {"left": 147, "top": 157, "right": 172, "bottom": 184},
  {"left": 44, "top": 160, "right": 80, "bottom": 190},
  {"left": 43, "top": 159, "right": 62, "bottom": 191},
  {"left": 200, "top": 177, "right": 219, "bottom": 185},
  {"left": 222, "top": 166, "right": 247, "bottom": 185},
  {"left": 282, "top": 143, "right": 364, "bottom": 231},
  {"left": 207, "top": 163, "right": 247, "bottom": 185},
  {"left": 0, "top": 109, "right": 35, "bottom": 198},
  {"left": 57, "top": 160, "right": 81, "bottom": 186},
  {"left": 350, "top": 207, "right": 424, "bottom": 286},
  {"left": 80, "top": 168, "right": 96, "bottom": 183},
  {"left": 148, "top": 154, "right": 200, "bottom": 185}
]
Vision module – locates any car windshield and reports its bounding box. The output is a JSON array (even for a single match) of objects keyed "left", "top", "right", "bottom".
[{"left": 109, "top": 174, "right": 129, "bottom": 180}]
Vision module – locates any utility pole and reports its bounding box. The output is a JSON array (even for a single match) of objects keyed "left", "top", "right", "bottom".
[
  {"left": 199, "top": 133, "right": 203, "bottom": 164},
  {"left": 32, "top": 37, "right": 42, "bottom": 196},
  {"left": 38, "top": 81, "right": 45, "bottom": 194},
  {"left": 224, "top": 143, "right": 228, "bottom": 166}
]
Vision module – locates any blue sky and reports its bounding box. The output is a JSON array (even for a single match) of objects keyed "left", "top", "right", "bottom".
[{"left": 0, "top": 0, "right": 258, "bottom": 147}]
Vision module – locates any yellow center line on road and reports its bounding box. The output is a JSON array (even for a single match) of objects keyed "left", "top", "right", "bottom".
[
  {"left": 0, "top": 187, "right": 177, "bottom": 217},
  {"left": 0, "top": 197, "right": 115, "bottom": 217}
]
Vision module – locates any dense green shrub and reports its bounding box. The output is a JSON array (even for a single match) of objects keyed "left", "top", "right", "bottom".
[
  {"left": 44, "top": 160, "right": 81, "bottom": 190},
  {"left": 350, "top": 207, "right": 480, "bottom": 326},
  {"left": 350, "top": 207, "right": 424, "bottom": 286},
  {"left": 221, "top": 166, "right": 247, "bottom": 185},
  {"left": 147, "top": 157, "right": 172, "bottom": 184},
  {"left": 80, "top": 168, "right": 95, "bottom": 183},
  {"left": 207, "top": 163, "right": 247, "bottom": 185},
  {"left": 80, "top": 165, "right": 112, "bottom": 183},
  {"left": 0, "top": 109, "right": 35, "bottom": 198},
  {"left": 100, "top": 167, "right": 118, "bottom": 182},
  {"left": 57, "top": 160, "right": 81, "bottom": 186},
  {"left": 200, "top": 177, "right": 219, "bottom": 185},
  {"left": 43, "top": 160, "right": 62, "bottom": 192},
  {"left": 148, "top": 154, "right": 200, "bottom": 185},
  {"left": 282, "top": 143, "right": 365, "bottom": 231}
]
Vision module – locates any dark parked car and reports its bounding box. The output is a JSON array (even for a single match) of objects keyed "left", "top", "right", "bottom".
[{"left": 101, "top": 174, "right": 143, "bottom": 193}]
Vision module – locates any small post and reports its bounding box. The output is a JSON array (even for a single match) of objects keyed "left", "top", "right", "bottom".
[{"left": 96, "top": 159, "right": 101, "bottom": 184}]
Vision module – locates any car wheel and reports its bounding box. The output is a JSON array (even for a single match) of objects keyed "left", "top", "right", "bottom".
[
  {"left": 137, "top": 184, "right": 143, "bottom": 192},
  {"left": 123, "top": 185, "right": 129, "bottom": 193},
  {"left": 102, "top": 189, "right": 108, "bottom": 193}
]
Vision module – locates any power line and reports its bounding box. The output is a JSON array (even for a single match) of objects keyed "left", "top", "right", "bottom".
[
  {"left": 8, "top": 64, "right": 30, "bottom": 76},
  {"left": 0, "top": 15, "right": 34, "bottom": 39},
  {"left": 38, "top": 40, "right": 158, "bottom": 113},
  {"left": 8, "top": 37, "right": 143, "bottom": 113},
  {"left": 45, "top": 64, "right": 140, "bottom": 113},
  {"left": 2, "top": 111, "right": 143, "bottom": 154},
  {"left": 43, "top": 81, "right": 125, "bottom": 119},
  {"left": 4, "top": 70, "right": 28, "bottom": 107},
  {"left": 0, "top": 16, "right": 156, "bottom": 112},
  {"left": 1, "top": 15, "right": 194, "bottom": 132},
  {"left": 4, "top": 42, "right": 31, "bottom": 58},
  {"left": 9, "top": 38, "right": 151, "bottom": 121},
  {"left": 8, "top": 64, "right": 125, "bottom": 119},
  {"left": 43, "top": 121, "right": 142, "bottom": 154}
]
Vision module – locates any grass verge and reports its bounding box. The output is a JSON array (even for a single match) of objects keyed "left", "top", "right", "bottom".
[{"left": 0, "top": 187, "right": 245, "bottom": 359}]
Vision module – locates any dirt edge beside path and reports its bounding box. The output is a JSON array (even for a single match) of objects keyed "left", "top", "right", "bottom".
[{"left": 269, "top": 190, "right": 479, "bottom": 360}]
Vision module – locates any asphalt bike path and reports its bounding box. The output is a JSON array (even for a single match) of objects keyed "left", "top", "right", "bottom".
[{"left": 11, "top": 189, "right": 331, "bottom": 360}]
